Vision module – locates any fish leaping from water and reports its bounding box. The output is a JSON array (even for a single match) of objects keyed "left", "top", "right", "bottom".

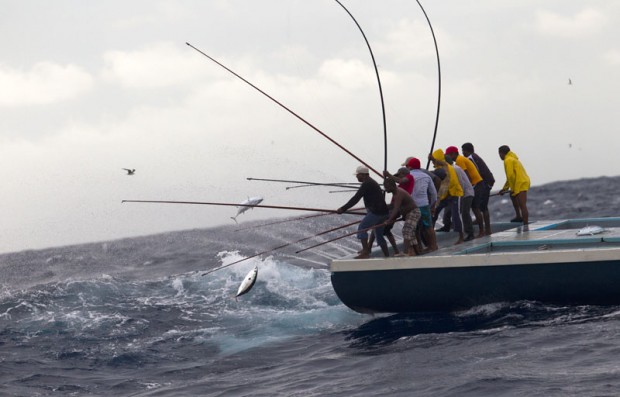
[
  {"left": 122, "top": 168, "right": 136, "bottom": 175},
  {"left": 231, "top": 196, "right": 263, "bottom": 224},
  {"left": 236, "top": 266, "right": 258, "bottom": 299}
]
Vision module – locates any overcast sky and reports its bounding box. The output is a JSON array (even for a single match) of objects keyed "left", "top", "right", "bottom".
[{"left": 1, "top": 1, "right": 618, "bottom": 253}]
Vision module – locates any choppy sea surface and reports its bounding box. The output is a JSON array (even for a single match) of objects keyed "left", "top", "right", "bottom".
[{"left": 2, "top": 176, "right": 620, "bottom": 396}]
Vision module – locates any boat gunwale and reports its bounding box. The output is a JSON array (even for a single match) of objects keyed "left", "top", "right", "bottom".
[{"left": 331, "top": 217, "right": 620, "bottom": 272}]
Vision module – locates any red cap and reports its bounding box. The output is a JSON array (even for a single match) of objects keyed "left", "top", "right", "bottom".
[
  {"left": 406, "top": 157, "right": 421, "bottom": 169},
  {"left": 445, "top": 146, "right": 459, "bottom": 155}
]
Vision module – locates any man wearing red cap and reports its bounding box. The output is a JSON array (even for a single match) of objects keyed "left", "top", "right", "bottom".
[
  {"left": 404, "top": 157, "right": 438, "bottom": 252},
  {"left": 378, "top": 167, "right": 414, "bottom": 255}
]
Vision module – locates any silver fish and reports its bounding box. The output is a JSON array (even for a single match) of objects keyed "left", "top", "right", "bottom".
[
  {"left": 576, "top": 225, "right": 605, "bottom": 236},
  {"left": 231, "top": 196, "right": 263, "bottom": 223},
  {"left": 236, "top": 266, "right": 258, "bottom": 299}
]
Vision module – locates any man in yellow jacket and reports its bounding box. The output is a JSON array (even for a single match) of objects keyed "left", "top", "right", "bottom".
[
  {"left": 429, "top": 149, "right": 464, "bottom": 244},
  {"left": 498, "top": 145, "right": 530, "bottom": 224}
]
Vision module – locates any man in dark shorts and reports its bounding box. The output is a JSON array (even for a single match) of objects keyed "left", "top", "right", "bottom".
[
  {"left": 374, "top": 167, "right": 414, "bottom": 255},
  {"left": 462, "top": 142, "right": 495, "bottom": 236},
  {"left": 384, "top": 179, "right": 421, "bottom": 256},
  {"left": 337, "top": 166, "right": 389, "bottom": 259}
]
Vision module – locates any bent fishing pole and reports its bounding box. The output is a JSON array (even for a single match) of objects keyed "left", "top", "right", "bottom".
[
  {"left": 334, "top": 0, "right": 388, "bottom": 173},
  {"left": 121, "top": 199, "right": 366, "bottom": 215},
  {"left": 415, "top": 0, "right": 442, "bottom": 170},
  {"left": 186, "top": 42, "right": 382, "bottom": 178},
  {"left": 202, "top": 219, "right": 362, "bottom": 277}
]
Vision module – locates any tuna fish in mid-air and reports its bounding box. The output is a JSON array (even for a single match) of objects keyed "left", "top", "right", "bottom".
[
  {"left": 236, "top": 266, "right": 258, "bottom": 299},
  {"left": 576, "top": 225, "right": 606, "bottom": 236},
  {"left": 231, "top": 196, "right": 263, "bottom": 223}
]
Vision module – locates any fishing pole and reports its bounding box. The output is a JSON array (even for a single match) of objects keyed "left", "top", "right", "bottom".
[
  {"left": 201, "top": 219, "right": 362, "bottom": 277},
  {"left": 329, "top": 189, "right": 359, "bottom": 194},
  {"left": 285, "top": 183, "right": 360, "bottom": 190},
  {"left": 414, "top": 0, "right": 442, "bottom": 170},
  {"left": 234, "top": 212, "right": 330, "bottom": 232},
  {"left": 248, "top": 177, "right": 360, "bottom": 188},
  {"left": 295, "top": 220, "right": 392, "bottom": 254},
  {"left": 234, "top": 205, "right": 366, "bottom": 232},
  {"left": 186, "top": 42, "right": 382, "bottom": 178},
  {"left": 121, "top": 199, "right": 366, "bottom": 215},
  {"left": 334, "top": 0, "right": 388, "bottom": 174}
]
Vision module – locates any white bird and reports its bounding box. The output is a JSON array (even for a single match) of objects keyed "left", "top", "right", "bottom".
[
  {"left": 231, "top": 196, "right": 263, "bottom": 224},
  {"left": 122, "top": 168, "right": 136, "bottom": 175},
  {"left": 236, "top": 266, "right": 258, "bottom": 299}
]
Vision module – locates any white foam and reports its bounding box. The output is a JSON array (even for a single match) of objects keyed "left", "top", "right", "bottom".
[{"left": 192, "top": 252, "right": 365, "bottom": 354}]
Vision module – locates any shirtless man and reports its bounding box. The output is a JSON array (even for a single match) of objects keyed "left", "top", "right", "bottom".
[{"left": 384, "top": 179, "right": 421, "bottom": 256}]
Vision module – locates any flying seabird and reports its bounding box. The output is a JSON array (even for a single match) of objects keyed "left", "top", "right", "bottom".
[
  {"left": 122, "top": 168, "right": 136, "bottom": 175},
  {"left": 568, "top": 78, "right": 572, "bottom": 85}
]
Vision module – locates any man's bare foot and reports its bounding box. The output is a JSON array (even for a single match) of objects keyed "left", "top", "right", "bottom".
[
  {"left": 394, "top": 253, "right": 407, "bottom": 257},
  {"left": 354, "top": 251, "right": 370, "bottom": 259},
  {"left": 455, "top": 238, "right": 464, "bottom": 245},
  {"left": 476, "top": 233, "right": 485, "bottom": 239}
]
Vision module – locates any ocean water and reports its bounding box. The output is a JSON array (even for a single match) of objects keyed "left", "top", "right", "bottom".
[{"left": 2, "top": 176, "right": 620, "bottom": 397}]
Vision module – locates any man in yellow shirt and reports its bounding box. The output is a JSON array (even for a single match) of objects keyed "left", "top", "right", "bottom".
[
  {"left": 498, "top": 145, "right": 530, "bottom": 224},
  {"left": 445, "top": 146, "right": 482, "bottom": 240},
  {"left": 429, "top": 149, "right": 464, "bottom": 244}
]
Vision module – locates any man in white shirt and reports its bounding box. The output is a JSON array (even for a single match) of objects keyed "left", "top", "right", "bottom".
[{"left": 405, "top": 157, "right": 439, "bottom": 252}]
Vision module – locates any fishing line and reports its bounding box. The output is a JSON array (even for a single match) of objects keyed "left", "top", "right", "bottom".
[
  {"left": 202, "top": 219, "right": 362, "bottom": 277},
  {"left": 296, "top": 220, "right": 393, "bottom": 253},
  {"left": 248, "top": 177, "right": 361, "bottom": 188}
]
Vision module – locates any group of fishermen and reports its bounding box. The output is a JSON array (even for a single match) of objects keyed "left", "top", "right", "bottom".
[{"left": 337, "top": 143, "right": 531, "bottom": 259}]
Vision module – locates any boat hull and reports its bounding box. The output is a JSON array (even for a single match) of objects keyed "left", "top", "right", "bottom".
[
  {"left": 331, "top": 259, "right": 620, "bottom": 313},
  {"left": 330, "top": 218, "right": 620, "bottom": 314}
]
